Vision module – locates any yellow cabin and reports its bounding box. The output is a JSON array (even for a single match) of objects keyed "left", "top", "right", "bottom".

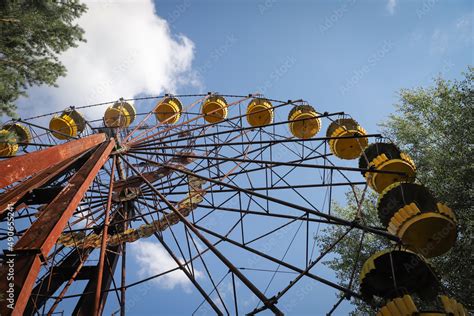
[
  {"left": 0, "top": 129, "right": 18, "bottom": 156},
  {"left": 326, "top": 118, "right": 368, "bottom": 159},
  {"left": 104, "top": 100, "right": 136, "bottom": 128},
  {"left": 202, "top": 95, "right": 228, "bottom": 124},
  {"left": 377, "top": 295, "right": 468, "bottom": 316},
  {"left": 359, "top": 142, "right": 416, "bottom": 193},
  {"left": 246, "top": 98, "right": 274, "bottom": 127},
  {"left": 360, "top": 249, "right": 437, "bottom": 300},
  {"left": 288, "top": 105, "right": 321, "bottom": 139},
  {"left": 154, "top": 97, "right": 182, "bottom": 124},
  {"left": 0, "top": 123, "right": 32, "bottom": 156},
  {"left": 50, "top": 108, "right": 86, "bottom": 140},
  {"left": 378, "top": 182, "right": 457, "bottom": 258}
]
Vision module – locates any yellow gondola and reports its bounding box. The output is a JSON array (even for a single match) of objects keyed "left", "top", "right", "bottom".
[
  {"left": 288, "top": 104, "right": 321, "bottom": 139},
  {"left": 2, "top": 123, "right": 31, "bottom": 145},
  {"left": 377, "top": 295, "right": 468, "bottom": 316},
  {"left": 326, "top": 118, "right": 368, "bottom": 159},
  {"left": 377, "top": 295, "right": 418, "bottom": 316},
  {"left": 0, "top": 122, "right": 32, "bottom": 156},
  {"left": 202, "top": 95, "right": 228, "bottom": 123},
  {"left": 104, "top": 100, "right": 136, "bottom": 128},
  {"left": 154, "top": 97, "right": 183, "bottom": 124},
  {"left": 50, "top": 108, "right": 86, "bottom": 140},
  {"left": 360, "top": 249, "right": 438, "bottom": 300},
  {"left": 378, "top": 182, "right": 457, "bottom": 258},
  {"left": 0, "top": 129, "right": 18, "bottom": 156},
  {"left": 359, "top": 142, "right": 416, "bottom": 193},
  {"left": 246, "top": 98, "right": 274, "bottom": 127}
]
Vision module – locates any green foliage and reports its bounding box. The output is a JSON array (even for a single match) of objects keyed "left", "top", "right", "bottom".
[
  {"left": 382, "top": 66, "right": 473, "bottom": 311},
  {"left": 0, "top": 0, "right": 87, "bottom": 117},
  {"left": 318, "top": 67, "right": 473, "bottom": 315},
  {"left": 316, "top": 189, "right": 390, "bottom": 315}
]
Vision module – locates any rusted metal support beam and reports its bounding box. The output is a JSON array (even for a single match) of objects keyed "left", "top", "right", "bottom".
[
  {"left": 25, "top": 248, "right": 94, "bottom": 315},
  {"left": 73, "top": 203, "right": 133, "bottom": 315},
  {"left": 0, "top": 139, "right": 114, "bottom": 316},
  {"left": 73, "top": 162, "right": 128, "bottom": 316},
  {"left": 120, "top": 204, "right": 128, "bottom": 316},
  {"left": 46, "top": 252, "right": 94, "bottom": 316},
  {"left": 94, "top": 156, "right": 116, "bottom": 316},
  {"left": 72, "top": 245, "right": 121, "bottom": 316},
  {"left": 0, "top": 133, "right": 106, "bottom": 189},
  {"left": 13, "top": 139, "right": 115, "bottom": 257},
  {"left": 0, "top": 154, "right": 85, "bottom": 219}
]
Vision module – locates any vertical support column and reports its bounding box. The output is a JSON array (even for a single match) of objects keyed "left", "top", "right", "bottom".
[
  {"left": 73, "top": 204, "right": 131, "bottom": 316},
  {"left": 94, "top": 156, "right": 116, "bottom": 316},
  {"left": 0, "top": 139, "right": 115, "bottom": 316},
  {"left": 120, "top": 205, "right": 128, "bottom": 316},
  {"left": 73, "top": 246, "right": 121, "bottom": 316},
  {"left": 74, "top": 158, "right": 129, "bottom": 316}
]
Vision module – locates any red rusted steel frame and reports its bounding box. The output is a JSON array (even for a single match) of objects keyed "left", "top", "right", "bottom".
[
  {"left": 13, "top": 139, "right": 115, "bottom": 256},
  {"left": 94, "top": 155, "right": 116, "bottom": 316},
  {"left": 118, "top": 198, "right": 224, "bottom": 315},
  {"left": 0, "top": 134, "right": 106, "bottom": 189},
  {"left": 73, "top": 203, "right": 132, "bottom": 316},
  {"left": 73, "top": 246, "right": 121, "bottom": 316},
  {"left": 120, "top": 204, "right": 128, "bottom": 316},
  {"left": 0, "top": 153, "right": 84, "bottom": 218},
  {"left": 46, "top": 251, "right": 93, "bottom": 316},
  {"left": 25, "top": 248, "right": 94, "bottom": 315},
  {"left": 0, "top": 139, "right": 114, "bottom": 316}
]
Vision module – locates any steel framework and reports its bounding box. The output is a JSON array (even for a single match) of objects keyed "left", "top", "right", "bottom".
[{"left": 0, "top": 93, "right": 420, "bottom": 315}]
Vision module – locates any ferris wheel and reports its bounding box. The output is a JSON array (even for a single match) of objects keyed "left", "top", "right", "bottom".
[{"left": 0, "top": 93, "right": 466, "bottom": 315}]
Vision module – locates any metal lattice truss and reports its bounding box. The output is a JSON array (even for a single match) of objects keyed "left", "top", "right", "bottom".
[{"left": 1, "top": 93, "right": 441, "bottom": 316}]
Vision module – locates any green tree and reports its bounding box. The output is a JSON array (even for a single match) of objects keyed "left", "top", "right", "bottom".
[
  {"left": 0, "top": 0, "right": 87, "bottom": 117},
  {"left": 318, "top": 67, "right": 473, "bottom": 315}
]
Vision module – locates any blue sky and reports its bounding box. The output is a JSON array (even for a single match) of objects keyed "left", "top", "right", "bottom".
[
  {"left": 165, "top": 0, "right": 472, "bottom": 134},
  {"left": 4, "top": 0, "right": 473, "bottom": 315}
]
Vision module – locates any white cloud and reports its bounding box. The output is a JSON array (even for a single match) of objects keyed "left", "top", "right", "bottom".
[
  {"left": 455, "top": 13, "right": 473, "bottom": 44},
  {"left": 431, "top": 28, "right": 449, "bottom": 54},
  {"left": 386, "top": 0, "right": 397, "bottom": 15},
  {"left": 17, "top": 0, "right": 197, "bottom": 119},
  {"left": 208, "top": 279, "right": 235, "bottom": 312},
  {"left": 430, "top": 13, "right": 473, "bottom": 55},
  {"left": 130, "top": 240, "right": 202, "bottom": 293}
]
